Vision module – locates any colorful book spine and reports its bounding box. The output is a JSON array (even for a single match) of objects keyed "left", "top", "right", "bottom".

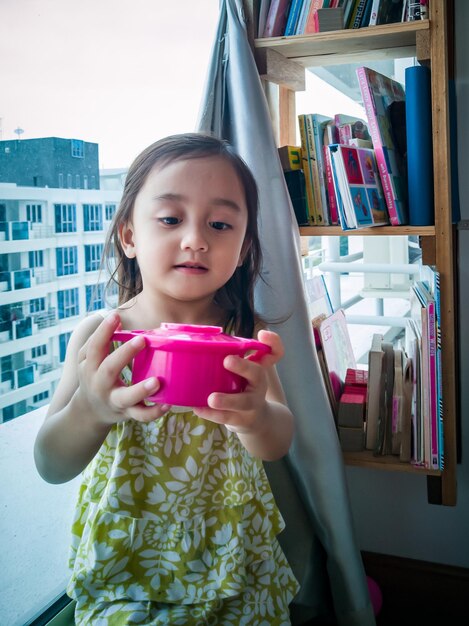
[
  {"left": 263, "top": 0, "right": 293, "bottom": 37},
  {"left": 356, "top": 66, "right": 408, "bottom": 225},
  {"left": 298, "top": 115, "right": 317, "bottom": 224},
  {"left": 285, "top": 0, "right": 304, "bottom": 35},
  {"left": 405, "top": 65, "right": 434, "bottom": 225},
  {"left": 323, "top": 144, "right": 339, "bottom": 224},
  {"left": 312, "top": 114, "right": 333, "bottom": 224},
  {"left": 304, "top": 0, "right": 325, "bottom": 33},
  {"left": 368, "top": 0, "right": 381, "bottom": 26},
  {"left": 296, "top": 0, "right": 312, "bottom": 33}
]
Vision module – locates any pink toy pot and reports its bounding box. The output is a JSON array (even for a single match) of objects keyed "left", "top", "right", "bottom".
[{"left": 112, "top": 323, "right": 271, "bottom": 407}]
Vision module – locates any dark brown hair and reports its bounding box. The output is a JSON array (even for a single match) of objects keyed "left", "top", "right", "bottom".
[{"left": 103, "top": 133, "right": 262, "bottom": 338}]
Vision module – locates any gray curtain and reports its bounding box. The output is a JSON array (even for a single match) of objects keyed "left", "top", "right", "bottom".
[{"left": 197, "top": 2, "right": 375, "bottom": 625}]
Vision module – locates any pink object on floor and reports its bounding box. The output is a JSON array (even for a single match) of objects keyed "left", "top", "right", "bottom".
[
  {"left": 367, "top": 576, "right": 383, "bottom": 616},
  {"left": 113, "top": 323, "right": 271, "bottom": 407}
]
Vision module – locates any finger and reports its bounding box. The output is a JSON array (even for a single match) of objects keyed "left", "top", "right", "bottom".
[
  {"left": 85, "top": 313, "right": 122, "bottom": 370},
  {"left": 98, "top": 335, "right": 149, "bottom": 385},
  {"left": 128, "top": 403, "right": 171, "bottom": 423},
  {"left": 110, "top": 376, "right": 161, "bottom": 410},
  {"left": 223, "top": 354, "right": 264, "bottom": 388},
  {"left": 253, "top": 330, "right": 284, "bottom": 367}
]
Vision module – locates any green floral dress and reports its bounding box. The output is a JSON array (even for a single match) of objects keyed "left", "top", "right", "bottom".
[{"left": 67, "top": 397, "right": 299, "bottom": 625}]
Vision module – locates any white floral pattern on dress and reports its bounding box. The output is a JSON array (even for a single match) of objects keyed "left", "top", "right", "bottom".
[{"left": 68, "top": 364, "right": 299, "bottom": 625}]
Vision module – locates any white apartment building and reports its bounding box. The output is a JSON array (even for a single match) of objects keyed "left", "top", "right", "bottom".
[{"left": 0, "top": 151, "right": 124, "bottom": 422}]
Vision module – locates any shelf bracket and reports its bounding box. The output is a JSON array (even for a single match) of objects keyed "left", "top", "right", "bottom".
[{"left": 255, "top": 48, "right": 306, "bottom": 91}]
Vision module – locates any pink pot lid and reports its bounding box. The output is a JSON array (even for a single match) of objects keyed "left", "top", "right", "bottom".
[{"left": 113, "top": 323, "right": 270, "bottom": 354}]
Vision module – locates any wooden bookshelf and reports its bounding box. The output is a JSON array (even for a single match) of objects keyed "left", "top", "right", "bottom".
[
  {"left": 245, "top": 1, "right": 458, "bottom": 505},
  {"left": 299, "top": 226, "right": 436, "bottom": 237},
  {"left": 343, "top": 450, "right": 442, "bottom": 476}
]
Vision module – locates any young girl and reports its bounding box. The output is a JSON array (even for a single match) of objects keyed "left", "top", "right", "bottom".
[{"left": 34, "top": 133, "right": 299, "bottom": 625}]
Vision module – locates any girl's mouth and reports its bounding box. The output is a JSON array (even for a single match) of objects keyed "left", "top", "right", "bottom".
[{"left": 174, "top": 263, "right": 208, "bottom": 273}]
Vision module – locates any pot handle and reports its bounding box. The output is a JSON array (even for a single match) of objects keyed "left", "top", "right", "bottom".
[
  {"left": 112, "top": 330, "right": 145, "bottom": 344},
  {"left": 243, "top": 341, "right": 271, "bottom": 363}
]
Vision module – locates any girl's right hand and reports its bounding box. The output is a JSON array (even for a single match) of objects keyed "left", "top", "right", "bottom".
[{"left": 76, "top": 313, "right": 170, "bottom": 425}]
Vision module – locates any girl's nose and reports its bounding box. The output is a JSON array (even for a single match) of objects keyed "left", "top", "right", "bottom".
[{"left": 180, "top": 226, "right": 208, "bottom": 251}]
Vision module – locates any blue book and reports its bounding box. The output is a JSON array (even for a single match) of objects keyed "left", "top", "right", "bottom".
[
  {"left": 405, "top": 64, "right": 434, "bottom": 226},
  {"left": 284, "top": 0, "right": 304, "bottom": 35}
]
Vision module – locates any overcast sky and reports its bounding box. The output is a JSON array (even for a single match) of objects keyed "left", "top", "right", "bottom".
[{"left": 0, "top": 0, "right": 219, "bottom": 168}]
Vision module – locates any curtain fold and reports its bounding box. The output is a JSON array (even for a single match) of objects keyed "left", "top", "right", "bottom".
[{"left": 197, "top": 2, "right": 375, "bottom": 624}]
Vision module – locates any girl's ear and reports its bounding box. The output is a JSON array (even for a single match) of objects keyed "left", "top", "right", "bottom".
[{"left": 119, "top": 222, "right": 136, "bottom": 259}]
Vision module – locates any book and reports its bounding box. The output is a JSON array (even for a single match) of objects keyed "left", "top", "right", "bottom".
[
  {"left": 405, "top": 64, "right": 434, "bottom": 225},
  {"left": 278, "top": 145, "right": 302, "bottom": 171},
  {"left": 319, "top": 309, "right": 357, "bottom": 406},
  {"left": 313, "top": 6, "right": 344, "bottom": 32},
  {"left": 312, "top": 114, "right": 333, "bottom": 224},
  {"left": 420, "top": 265, "right": 444, "bottom": 468},
  {"left": 298, "top": 114, "right": 321, "bottom": 224},
  {"left": 376, "top": 0, "right": 404, "bottom": 24},
  {"left": 391, "top": 347, "right": 404, "bottom": 455},
  {"left": 351, "top": 0, "right": 369, "bottom": 28},
  {"left": 413, "top": 279, "right": 440, "bottom": 470},
  {"left": 284, "top": 169, "right": 309, "bottom": 225},
  {"left": 328, "top": 144, "right": 389, "bottom": 230},
  {"left": 356, "top": 66, "right": 408, "bottom": 225},
  {"left": 296, "top": 0, "right": 312, "bottom": 33},
  {"left": 405, "top": 317, "right": 424, "bottom": 466},
  {"left": 263, "top": 0, "right": 292, "bottom": 37},
  {"left": 375, "top": 341, "right": 394, "bottom": 456},
  {"left": 258, "top": 0, "right": 273, "bottom": 37},
  {"left": 323, "top": 144, "right": 340, "bottom": 224},
  {"left": 285, "top": 0, "right": 304, "bottom": 35},
  {"left": 365, "top": 333, "right": 384, "bottom": 451},
  {"left": 304, "top": 0, "right": 326, "bottom": 34},
  {"left": 400, "top": 353, "right": 413, "bottom": 463},
  {"left": 368, "top": 0, "right": 382, "bottom": 26},
  {"left": 304, "top": 274, "right": 334, "bottom": 322}
]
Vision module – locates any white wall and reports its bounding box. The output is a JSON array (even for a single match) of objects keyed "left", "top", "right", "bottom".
[{"left": 345, "top": 0, "right": 469, "bottom": 569}]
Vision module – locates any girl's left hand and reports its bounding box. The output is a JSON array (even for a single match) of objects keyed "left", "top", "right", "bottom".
[{"left": 193, "top": 329, "right": 282, "bottom": 435}]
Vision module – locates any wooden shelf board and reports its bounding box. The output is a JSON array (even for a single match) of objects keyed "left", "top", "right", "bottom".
[
  {"left": 343, "top": 450, "right": 442, "bottom": 476},
  {"left": 255, "top": 20, "right": 429, "bottom": 67},
  {"left": 299, "top": 225, "right": 435, "bottom": 236}
]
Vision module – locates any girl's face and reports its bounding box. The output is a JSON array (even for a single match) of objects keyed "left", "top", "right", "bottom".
[{"left": 120, "top": 156, "right": 249, "bottom": 312}]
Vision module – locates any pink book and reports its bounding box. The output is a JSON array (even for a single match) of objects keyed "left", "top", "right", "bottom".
[
  {"left": 304, "top": 0, "right": 325, "bottom": 34},
  {"left": 263, "top": 0, "right": 292, "bottom": 37},
  {"left": 323, "top": 144, "right": 339, "bottom": 224},
  {"left": 356, "top": 66, "right": 408, "bottom": 225}
]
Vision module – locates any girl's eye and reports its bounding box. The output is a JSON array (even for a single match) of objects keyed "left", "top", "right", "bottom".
[
  {"left": 158, "top": 217, "right": 180, "bottom": 226},
  {"left": 210, "top": 221, "right": 231, "bottom": 231}
]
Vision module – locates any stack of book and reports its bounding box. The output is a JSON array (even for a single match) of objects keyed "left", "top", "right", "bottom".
[
  {"left": 260, "top": 0, "right": 429, "bottom": 39},
  {"left": 338, "top": 368, "right": 368, "bottom": 451}
]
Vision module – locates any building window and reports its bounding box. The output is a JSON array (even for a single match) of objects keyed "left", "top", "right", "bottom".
[
  {"left": 29, "top": 298, "right": 45, "bottom": 313},
  {"left": 58, "top": 173, "right": 64, "bottom": 188},
  {"left": 85, "top": 244, "right": 103, "bottom": 272},
  {"left": 57, "top": 288, "right": 79, "bottom": 319},
  {"left": 33, "top": 391, "right": 49, "bottom": 403},
  {"left": 32, "top": 344, "right": 47, "bottom": 358},
  {"left": 56, "top": 246, "right": 78, "bottom": 276},
  {"left": 29, "top": 250, "right": 44, "bottom": 268},
  {"left": 26, "top": 204, "right": 43, "bottom": 223},
  {"left": 59, "top": 331, "right": 72, "bottom": 362},
  {"left": 54, "top": 204, "right": 77, "bottom": 233},
  {"left": 86, "top": 283, "right": 105, "bottom": 312},
  {"left": 105, "top": 203, "right": 116, "bottom": 221},
  {"left": 83, "top": 204, "right": 103, "bottom": 231},
  {"left": 71, "top": 139, "right": 84, "bottom": 158}
]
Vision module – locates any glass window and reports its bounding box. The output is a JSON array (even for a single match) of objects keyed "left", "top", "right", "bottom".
[
  {"left": 26, "top": 204, "right": 43, "bottom": 223},
  {"left": 59, "top": 332, "right": 72, "bottom": 363},
  {"left": 57, "top": 288, "right": 79, "bottom": 319},
  {"left": 83, "top": 204, "right": 103, "bottom": 231},
  {"left": 86, "top": 283, "right": 105, "bottom": 311},
  {"left": 71, "top": 138, "right": 84, "bottom": 158},
  {"left": 85, "top": 243, "right": 103, "bottom": 272},
  {"left": 29, "top": 250, "right": 44, "bottom": 268},
  {"left": 56, "top": 246, "right": 78, "bottom": 276},
  {"left": 54, "top": 204, "right": 77, "bottom": 233},
  {"left": 105, "top": 203, "right": 116, "bottom": 221}
]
